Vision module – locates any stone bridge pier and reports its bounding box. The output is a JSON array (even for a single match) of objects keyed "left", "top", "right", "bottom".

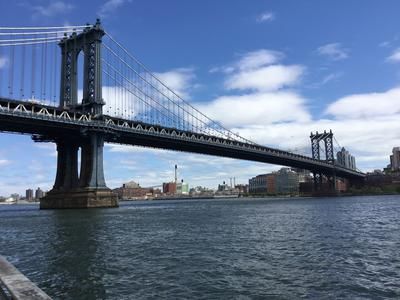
[{"left": 40, "top": 132, "right": 118, "bottom": 209}]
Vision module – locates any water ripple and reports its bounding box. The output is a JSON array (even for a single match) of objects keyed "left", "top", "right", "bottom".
[{"left": 0, "top": 196, "right": 400, "bottom": 299}]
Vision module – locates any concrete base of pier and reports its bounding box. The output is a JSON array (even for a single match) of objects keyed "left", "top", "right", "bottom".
[{"left": 40, "top": 188, "right": 119, "bottom": 209}]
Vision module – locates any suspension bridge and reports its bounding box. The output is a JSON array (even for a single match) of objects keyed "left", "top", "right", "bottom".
[{"left": 0, "top": 20, "right": 365, "bottom": 208}]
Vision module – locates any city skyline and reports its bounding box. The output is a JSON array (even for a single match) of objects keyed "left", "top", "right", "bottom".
[{"left": 1, "top": 0, "right": 400, "bottom": 195}]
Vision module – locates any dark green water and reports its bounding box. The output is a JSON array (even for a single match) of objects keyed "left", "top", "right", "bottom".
[{"left": 0, "top": 196, "right": 399, "bottom": 299}]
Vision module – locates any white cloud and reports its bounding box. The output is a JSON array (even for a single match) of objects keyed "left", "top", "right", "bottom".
[
  {"left": 232, "top": 115, "right": 400, "bottom": 170},
  {"left": 256, "top": 11, "right": 275, "bottom": 23},
  {"left": 325, "top": 87, "right": 400, "bottom": 119},
  {"left": 210, "top": 49, "right": 282, "bottom": 74},
  {"left": 0, "top": 159, "right": 11, "bottom": 166},
  {"left": 31, "top": 1, "right": 74, "bottom": 17},
  {"left": 237, "top": 49, "right": 283, "bottom": 70},
  {"left": 379, "top": 41, "right": 391, "bottom": 48},
  {"left": 153, "top": 68, "right": 196, "bottom": 99},
  {"left": 34, "top": 143, "right": 57, "bottom": 157},
  {"left": 387, "top": 48, "right": 400, "bottom": 63},
  {"left": 197, "top": 91, "right": 310, "bottom": 127},
  {"left": 321, "top": 72, "right": 342, "bottom": 85},
  {"left": 309, "top": 72, "right": 343, "bottom": 88},
  {"left": 211, "top": 49, "right": 304, "bottom": 92},
  {"left": 317, "top": 43, "right": 349, "bottom": 60},
  {"left": 98, "top": 0, "right": 132, "bottom": 18},
  {"left": 225, "top": 64, "right": 304, "bottom": 91}
]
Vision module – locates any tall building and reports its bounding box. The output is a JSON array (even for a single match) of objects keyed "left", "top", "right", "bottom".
[
  {"left": 35, "top": 188, "right": 44, "bottom": 200},
  {"left": 275, "top": 168, "right": 299, "bottom": 194},
  {"left": 337, "top": 147, "right": 356, "bottom": 170},
  {"left": 390, "top": 147, "right": 400, "bottom": 172},
  {"left": 26, "top": 189, "right": 34, "bottom": 201}
]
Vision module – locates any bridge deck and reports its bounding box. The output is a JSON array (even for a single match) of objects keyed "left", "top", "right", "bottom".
[{"left": 0, "top": 98, "right": 365, "bottom": 179}]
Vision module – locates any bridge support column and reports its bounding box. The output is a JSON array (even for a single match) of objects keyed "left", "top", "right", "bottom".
[
  {"left": 312, "top": 172, "right": 339, "bottom": 196},
  {"left": 40, "top": 133, "right": 118, "bottom": 209},
  {"left": 52, "top": 141, "right": 79, "bottom": 190},
  {"left": 313, "top": 172, "right": 322, "bottom": 192}
]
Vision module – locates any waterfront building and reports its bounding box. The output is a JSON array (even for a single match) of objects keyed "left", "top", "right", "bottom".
[
  {"left": 189, "top": 186, "right": 214, "bottom": 197},
  {"left": 292, "top": 168, "right": 312, "bottom": 183},
  {"left": 365, "top": 170, "right": 396, "bottom": 186},
  {"left": 176, "top": 181, "right": 189, "bottom": 195},
  {"left": 10, "top": 193, "right": 20, "bottom": 201},
  {"left": 249, "top": 173, "right": 277, "bottom": 194},
  {"left": 113, "top": 186, "right": 154, "bottom": 199},
  {"left": 35, "top": 188, "right": 44, "bottom": 200},
  {"left": 266, "top": 174, "right": 276, "bottom": 194},
  {"left": 390, "top": 147, "right": 400, "bottom": 172},
  {"left": 275, "top": 168, "right": 299, "bottom": 194},
  {"left": 249, "top": 168, "right": 299, "bottom": 195},
  {"left": 163, "top": 182, "right": 177, "bottom": 194},
  {"left": 26, "top": 189, "right": 34, "bottom": 201},
  {"left": 114, "top": 181, "right": 155, "bottom": 199},
  {"left": 249, "top": 174, "right": 268, "bottom": 194},
  {"left": 234, "top": 184, "right": 249, "bottom": 194},
  {"left": 123, "top": 181, "right": 140, "bottom": 189},
  {"left": 218, "top": 181, "right": 230, "bottom": 192}
]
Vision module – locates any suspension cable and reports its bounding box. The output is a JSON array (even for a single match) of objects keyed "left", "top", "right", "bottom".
[
  {"left": 103, "top": 32, "right": 255, "bottom": 144},
  {"left": 0, "top": 30, "right": 83, "bottom": 36},
  {"left": 0, "top": 25, "right": 87, "bottom": 30},
  {"left": 0, "top": 40, "right": 60, "bottom": 47},
  {"left": 102, "top": 59, "right": 178, "bottom": 127},
  {"left": 102, "top": 40, "right": 251, "bottom": 143},
  {"left": 0, "top": 36, "right": 66, "bottom": 43}
]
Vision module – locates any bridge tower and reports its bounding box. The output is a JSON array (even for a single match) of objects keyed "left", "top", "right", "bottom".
[
  {"left": 310, "top": 130, "right": 336, "bottom": 193},
  {"left": 41, "top": 20, "right": 118, "bottom": 209}
]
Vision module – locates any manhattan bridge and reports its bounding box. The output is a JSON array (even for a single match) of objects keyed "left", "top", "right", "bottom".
[{"left": 0, "top": 20, "right": 365, "bottom": 208}]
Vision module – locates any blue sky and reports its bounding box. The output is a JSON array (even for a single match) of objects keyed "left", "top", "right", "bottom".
[{"left": 1, "top": 0, "right": 400, "bottom": 195}]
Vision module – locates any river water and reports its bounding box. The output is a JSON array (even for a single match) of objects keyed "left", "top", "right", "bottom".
[{"left": 0, "top": 196, "right": 399, "bottom": 299}]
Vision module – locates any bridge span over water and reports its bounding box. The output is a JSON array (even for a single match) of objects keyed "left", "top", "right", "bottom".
[{"left": 0, "top": 21, "right": 364, "bottom": 208}]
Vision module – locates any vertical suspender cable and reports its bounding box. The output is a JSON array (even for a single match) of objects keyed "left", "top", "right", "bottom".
[
  {"left": 8, "top": 44, "right": 15, "bottom": 97},
  {"left": 105, "top": 44, "right": 109, "bottom": 114},
  {"left": 31, "top": 43, "right": 35, "bottom": 99},
  {"left": 54, "top": 42, "right": 58, "bottom": 106},
  {"left": 49, "top": 41, "right": 54, "bottom": 106},
  {"left": 20, "top": 43, "right": 25, "bottom": 98},
  {"left": 40, "top": 39, "right": 44, "bottom": 100},
  {"left": 43, "top": 34, "right": 47, "bottom": 102},
  {"left": 0, "top": 46, "right": 3, "bottom": 97}
]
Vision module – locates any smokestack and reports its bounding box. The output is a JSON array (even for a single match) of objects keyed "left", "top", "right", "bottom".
[
  {"left": 234, "top": 177, "right": 236, "bottom": 187},
  {"left": 230, "top": 177, "right": 232, "bottom": 188},
  {"left": 175, "top": 165, "right": 177, "bottom": 184}
]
